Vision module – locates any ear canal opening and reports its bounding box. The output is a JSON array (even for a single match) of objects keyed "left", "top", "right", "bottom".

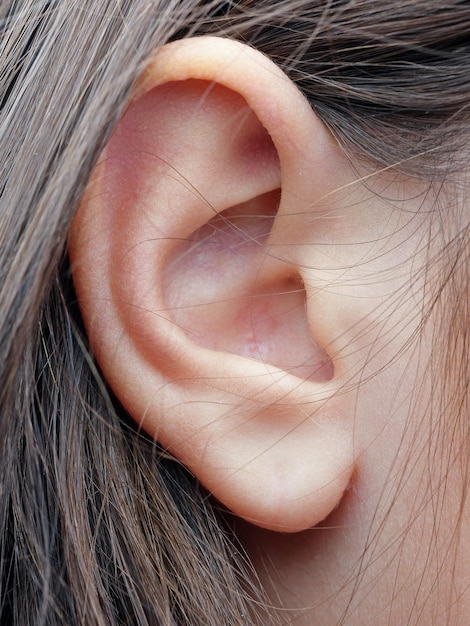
[{"left": 163, "top": 190, "right": 334, "bottom": 383}]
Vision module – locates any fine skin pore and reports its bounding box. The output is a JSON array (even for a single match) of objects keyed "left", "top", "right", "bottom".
[{"left": 70, "top": 37, "right": 470, "bottom": 624}]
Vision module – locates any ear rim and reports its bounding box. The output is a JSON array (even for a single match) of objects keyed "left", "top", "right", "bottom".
[{"left": 69, "top": 36, "right": 356, "bottom": 533}]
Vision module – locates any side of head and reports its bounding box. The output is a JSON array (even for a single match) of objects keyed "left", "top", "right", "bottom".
[
  {"left": 2, "top": 1, "right": 470, "bottom": 624},
  {"left": 69, "top": 30, "right": 470, "bottom": 623}
]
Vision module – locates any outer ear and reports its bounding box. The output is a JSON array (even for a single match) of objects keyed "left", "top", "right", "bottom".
[{"left": 69, "top": 36, "right": 358, "bottom": 533}]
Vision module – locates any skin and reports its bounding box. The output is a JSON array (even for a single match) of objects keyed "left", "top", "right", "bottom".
[{"left": 70, "top": 37, "right": 470, "bottom": 624}]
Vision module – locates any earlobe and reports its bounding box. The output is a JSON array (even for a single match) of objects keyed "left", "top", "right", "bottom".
[{"left": 69, "top": 36, "right": 356, "bottom": 533}]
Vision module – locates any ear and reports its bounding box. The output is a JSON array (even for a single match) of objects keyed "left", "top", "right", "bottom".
[{"left": 69, "top": 36, "right": 358, "bottom": 533}]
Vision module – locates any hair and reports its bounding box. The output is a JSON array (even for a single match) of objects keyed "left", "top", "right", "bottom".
[{"left": 1, "top": 1, "right": 470, "bottom": 624}]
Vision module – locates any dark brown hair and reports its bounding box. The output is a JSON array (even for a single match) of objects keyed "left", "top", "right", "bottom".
[{"left": 1, "top": 1, "right": 469, "bottom": 624}]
